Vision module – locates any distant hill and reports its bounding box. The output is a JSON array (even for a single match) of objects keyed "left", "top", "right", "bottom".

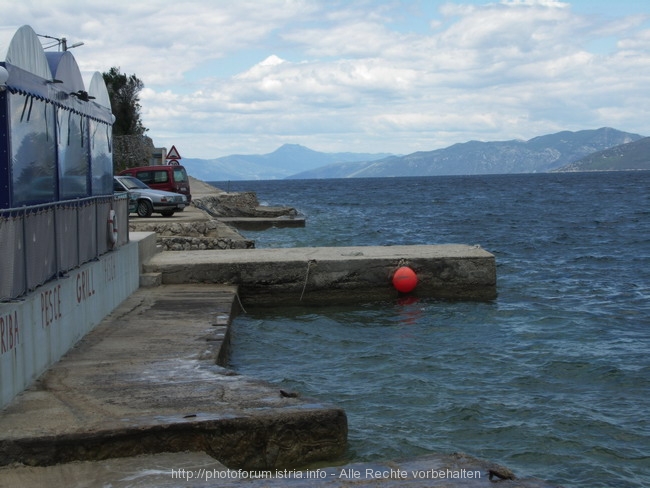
[
  {"left": 288, "top": 128, "right": 643, "bottom": 179},
  {"left": 179, "top": 128, "right": 645, "bottom": 181},
  {"left": 556, "top": 136, "right": 650, "bottom": 172},
  {"left": 181, "top": 144, "right": 393, "bottom": 181}
]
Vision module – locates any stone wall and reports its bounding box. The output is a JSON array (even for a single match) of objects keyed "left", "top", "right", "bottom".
[
  {"left": 113, "top": 135, "right": 155, "bottom": 171},
  {"left": 128, "top": 220, "right": 254, "bottom": 251}
]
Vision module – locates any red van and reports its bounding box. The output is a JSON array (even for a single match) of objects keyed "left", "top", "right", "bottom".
[{"left": 119, "top": 165, "right": 192, "bottom": 202}]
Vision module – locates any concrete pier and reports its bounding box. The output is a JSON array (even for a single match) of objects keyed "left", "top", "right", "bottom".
[
  {"left": 0, "top": 285, "right": 347, "bottom": 470},
  {"left": 143, "top": 244, "right": 497, "bottom": 306}
]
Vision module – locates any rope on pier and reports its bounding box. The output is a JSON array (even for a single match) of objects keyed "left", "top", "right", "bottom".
[
  {"left": 235, "top": 291, "right": 247, "bottom": 314},
  {"left": 389, "top": 258, "right": 408, "bottom": 278},
  {"left": 300, "top": 259, "right": 317, "bottom": 301}
]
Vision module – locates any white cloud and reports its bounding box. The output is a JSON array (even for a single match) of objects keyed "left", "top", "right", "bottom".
[{"left": 2, "top": 0, "right": 649, "bottom": 158}]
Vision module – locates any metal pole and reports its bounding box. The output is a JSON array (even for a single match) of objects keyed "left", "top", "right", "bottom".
[
  {"left": 53, "top": 204, "right": 59, "bottom": 279},
  {"left": 22, "top": 207, "right": 28, "bottom": 294}
]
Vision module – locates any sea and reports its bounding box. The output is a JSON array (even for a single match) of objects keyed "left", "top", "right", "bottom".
[{"left": 212, "top": 171, "right": 650, "bottom": 488}]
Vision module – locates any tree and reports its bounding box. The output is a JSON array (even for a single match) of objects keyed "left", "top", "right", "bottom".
[
  {"left": 103, "top": 67, "right": 151, "bottom": 170},
  {"left": 102, "top": 67, "right": 147, "bottom": 136}
]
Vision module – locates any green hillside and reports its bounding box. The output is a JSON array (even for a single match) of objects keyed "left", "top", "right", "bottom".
[{"left": 558, "top": 137, "right": 650, "bottom": 171}]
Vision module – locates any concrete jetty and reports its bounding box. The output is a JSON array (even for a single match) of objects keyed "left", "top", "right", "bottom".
[
  {"left": 133, "top": 179, "right": 497, "bottom": 306},
  {"left": 143, "top": 244, "right": 497, "bottom": 306},
  {"left": 0, "top": 285, "right": 347, "bottom": 471}
]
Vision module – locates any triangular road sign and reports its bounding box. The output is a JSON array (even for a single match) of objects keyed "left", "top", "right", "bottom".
[{"left": 166, "top": 145, "right": 182, "bottom": 160}]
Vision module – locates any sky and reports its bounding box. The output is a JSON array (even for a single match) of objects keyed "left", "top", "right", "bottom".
[{"left": 2, "top": 0, "right": 650, "bottom": 159}]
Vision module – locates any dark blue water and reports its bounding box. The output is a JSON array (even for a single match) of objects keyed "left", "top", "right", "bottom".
[{"left": 216, "top": 172, "right": 650, "bottom": 488}]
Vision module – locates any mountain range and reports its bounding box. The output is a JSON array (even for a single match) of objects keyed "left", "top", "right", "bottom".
[
  {"left": 181, "top": 144, "right": 392, "bottom": 181},
  {"left": 179, "top": 128, "right": 646, "bottom": 181}
]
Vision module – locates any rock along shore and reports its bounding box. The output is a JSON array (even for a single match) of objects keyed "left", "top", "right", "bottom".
[{"left": 126, "top": 176, "right": 303, "bottom": 251}]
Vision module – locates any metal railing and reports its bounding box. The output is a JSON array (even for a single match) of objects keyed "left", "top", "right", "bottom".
[{"left": 0, "top": 194, "right": 129, "bottom": 301}]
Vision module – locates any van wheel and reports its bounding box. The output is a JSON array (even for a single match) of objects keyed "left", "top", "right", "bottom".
[
  {"left": 161, "top": 210, "right": 174, "bottom": 217},
  {"left": 137, "top": 200, "right": 153, "bottom": 217}
]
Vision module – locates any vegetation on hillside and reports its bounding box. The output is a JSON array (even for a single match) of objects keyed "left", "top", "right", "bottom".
[
  {"left": 559, "top": 137, "right": 650, "bottom": 172},
  {"left": 103, "top": 67, "right": 151, "bottom": 171}
]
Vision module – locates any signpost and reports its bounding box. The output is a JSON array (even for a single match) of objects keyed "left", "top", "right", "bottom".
[{"left": 166, "top": 145, "right": 182, "bottom": 166}]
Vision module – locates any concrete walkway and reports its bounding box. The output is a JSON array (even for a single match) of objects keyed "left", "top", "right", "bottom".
[{"left": 0, "top": 285, "right": 346, "bottom": 472}]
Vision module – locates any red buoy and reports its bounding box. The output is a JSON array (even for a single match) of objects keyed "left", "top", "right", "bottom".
[{"left": 392, "top": 266, "right": 418, "bottom": 293}]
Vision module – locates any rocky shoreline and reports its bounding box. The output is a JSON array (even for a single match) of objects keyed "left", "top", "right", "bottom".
[{"left": 127, "top": 176, "right": 298, "bottom": 251}]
